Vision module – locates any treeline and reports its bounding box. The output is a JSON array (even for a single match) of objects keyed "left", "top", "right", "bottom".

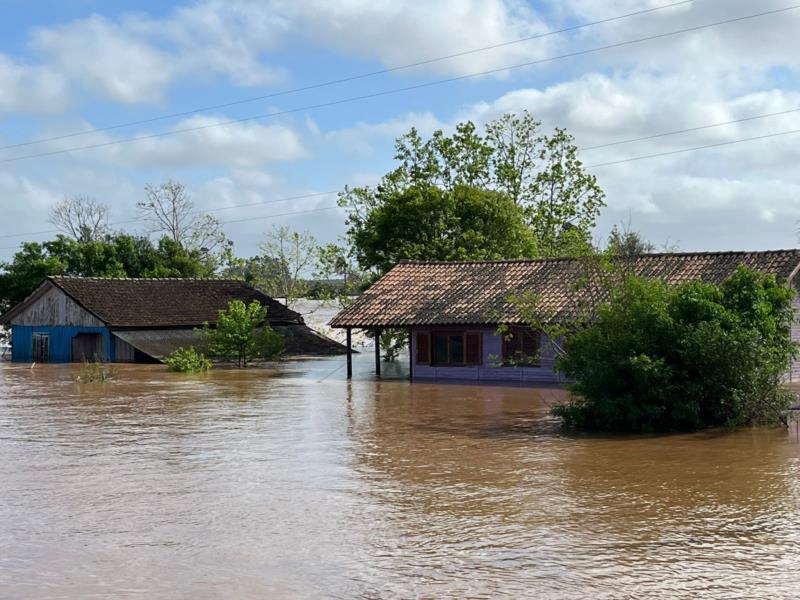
[{"left": 0, "top": 182, "right": 364, "bottom": 313}]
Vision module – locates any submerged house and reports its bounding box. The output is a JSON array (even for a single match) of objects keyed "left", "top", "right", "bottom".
[
  {"left": 330, "top": 251, "right": 800, "bottom": 383},
  {"left": 0, "top": 276, "right": 346, "bottom": 363}
]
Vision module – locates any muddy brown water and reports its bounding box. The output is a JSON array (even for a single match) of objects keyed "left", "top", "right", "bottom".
[{"left": 1, "top": 357, "right": 799, "bottom": 599}]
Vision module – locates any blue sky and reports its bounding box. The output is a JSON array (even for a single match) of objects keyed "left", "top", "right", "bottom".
[{"left": 1, "top": 0, "right": 800, "bottom": 260}]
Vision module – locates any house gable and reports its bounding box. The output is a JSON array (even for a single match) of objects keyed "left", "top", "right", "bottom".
[{"left": 3, "top": 281, "right": 104, "bottom": 327}]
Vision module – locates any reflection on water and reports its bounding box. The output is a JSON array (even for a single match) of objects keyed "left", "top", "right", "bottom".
[{"left": 1, "top": 357, "right": 799, "bottom": 599}]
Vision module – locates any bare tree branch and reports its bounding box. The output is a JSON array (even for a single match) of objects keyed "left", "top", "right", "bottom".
[
  {"left": 137, "top": 180, "right": 225, "bottom": 252},
  {"left": 259, "top": 226, "right": 318, "bottom": 307},
  {"left": 49, "top": 196, "right": 111, "bottom": 243}
]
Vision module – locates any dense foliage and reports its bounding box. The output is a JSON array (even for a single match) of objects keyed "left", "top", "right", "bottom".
[
  {"left": 199, "top": 300, "right": 284, "bottom": 367},
  {"left": 340, "top": 111, "right": 604, "bottom": 271},
  {"left": 350, "top": 185, "right": 537, "bottom": 273},
  {"left": 555, "top": 267, "right": 797, "bottom": 432},
  {"left": 165, "top": 347, "right": 213, "bottom": 373},
  {"left": 0, "top": 234, "right": 215, "bottom": 312}
]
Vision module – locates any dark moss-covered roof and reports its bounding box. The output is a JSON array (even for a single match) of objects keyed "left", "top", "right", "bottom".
[
  {"left": 330, "top": 250, "right": 800, "bottom": 328},
  {"left": 48, "top": 276, "right": 301, "bottom": 327}
]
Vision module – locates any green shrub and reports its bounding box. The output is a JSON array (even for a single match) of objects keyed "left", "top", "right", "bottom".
[
  {"left": 199, "top": 299, "right": 284, "bottom": 367},
  {"left": 165, "top": 347, "right": 212, "bottom": 373},
  {"left": 555, "top": 267, "right": 797, "bottom": 432}
]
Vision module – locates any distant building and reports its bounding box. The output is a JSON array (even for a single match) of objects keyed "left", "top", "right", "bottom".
[
  {"left": 330, "top": 251, "right": 800, "bottom": 383},
  {"left": 0, "top": 277, "right": 346, "bottom": 363}
]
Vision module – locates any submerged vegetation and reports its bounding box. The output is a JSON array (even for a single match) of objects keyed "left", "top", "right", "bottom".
[
  {"left": 554, "top": 267, "right": 797, "bottom": 432},
  {"left": 165, "top": 347, "right": 212, "bottom": 373},
  {"left": 72, "top": 359, "right": 116, "bottom": 383},
  {"left": 199, "top": 299, "right": 285, "bottom": 367}
]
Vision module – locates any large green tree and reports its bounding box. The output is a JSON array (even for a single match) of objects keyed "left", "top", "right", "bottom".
[
  {"left": 350, "top": 185, "right": 537, "bottom": 274},
  {"left": 340, "top": 110, "right": 605, "bottom": 266}
]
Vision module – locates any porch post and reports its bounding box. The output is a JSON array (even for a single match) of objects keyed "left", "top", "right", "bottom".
[
  {"left": 346, "top": 328, "right": 352, "bottom": 379},
  {"left": 374, "top": 328, "right": 382, "bottom": 378},
  {"left": 408, "top": 327, "right": 413, "bottom": 381}
]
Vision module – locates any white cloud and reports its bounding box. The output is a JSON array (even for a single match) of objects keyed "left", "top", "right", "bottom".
[
  {"left": 273, "top": 0, "right": 552, "bottom": 76},
  {"left": 31, "top": 15, "right": 175, "bottom": 105},
  {"left": 12, "top": 0, "right": 555, "bottom": 106},
  {"left": 0, "top": 54, "right": 69, "bottom": 114},
  {"left": 25, "top": 3, "right": 290, "bottom": 105},
  {"left": 40, "top": 116, "right": 309, "bottom": 169},
  {"left": 321, "top": 111, "right": 446, "bottom": 156}
]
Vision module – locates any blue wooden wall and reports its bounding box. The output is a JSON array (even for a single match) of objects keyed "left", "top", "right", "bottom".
[{"left": 11, "top": 326, "right": 113, "bottom": 363}]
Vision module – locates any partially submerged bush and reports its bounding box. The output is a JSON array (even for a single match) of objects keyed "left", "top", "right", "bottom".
[
  {"left": 555, "top": 267, "right": 797, "bottom": 432},
  {"left": 73, "top": 359, "right": 116, "bottom": 383},
  {"left": 199, "top": 299, "right": 284, "bottom": 367},
  {"left": 165, "top": 347, "right": 212, "bottom": 373}
]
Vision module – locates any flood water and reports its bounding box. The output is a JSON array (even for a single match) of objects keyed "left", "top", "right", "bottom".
[{"left": 1, "top": 357, "right": 799, "bottom": 599}]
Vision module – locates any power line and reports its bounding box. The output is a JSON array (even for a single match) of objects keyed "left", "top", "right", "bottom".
[
  {"left": 3, "top": 4, "right": 797, "bottom": 166},
  {"left": 0, "top": 190, "right": 338, "bottom": 240},
  {"left": 0, "top": 204, "right": 342, "bottom": 251},
  {"left": 4, "top": 104, "right": 800, "bottom": 243},
  {"left": 586, "top": 127, "right": 800, "bottom": 168},
  {"left": 219, "top": 205, "right": 339, "bottom": 226},
  {"left": 578, "top": 106, "right": 800, "bottom": 151},
  {"left": 0, "top": 0, "right": 694, "bottom": 153},
  {"left": 2, "top": 126, "right": 799, "bottom": 253}
]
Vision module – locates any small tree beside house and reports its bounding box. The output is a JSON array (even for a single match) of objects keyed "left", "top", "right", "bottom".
[{"left": 199, "top": 299, "right": 285, "bottom": 367}]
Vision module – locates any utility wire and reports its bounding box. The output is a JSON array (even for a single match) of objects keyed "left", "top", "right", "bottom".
[
  {"left": 586, "top": 126, "right": 800, "bottom": 168},
  {"left": 3, "top": 104, "right": 800, "bottom": 242},
  {"left": 0, "top": 190, "right": 338, "bottom": 240},
  {"left": 0, "top": 204, "right": 342, "bottom": 251},
  {"left": 579, "top": 106, "right": 800, "bottom": 151},
  {"left": 2, "top": 4, "right": 797, "bottom": 166},
  {"left": 2, "top": 124, "right": 798, "bottom": 252},
  {"left": 0, "top": 0, "right": 694, "bottom": 152}
]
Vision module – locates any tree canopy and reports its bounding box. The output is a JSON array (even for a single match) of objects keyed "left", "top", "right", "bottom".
[
  {"left": 349, "top": 185, "right": 537, "bottom": 274},
  {"left": 340, "top": 111, "right": 605, "bottom": 270}
]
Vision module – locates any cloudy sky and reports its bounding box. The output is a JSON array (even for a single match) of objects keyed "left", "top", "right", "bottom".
[{"left": 1, "top": 0, "right": 800, "bottom": 260}]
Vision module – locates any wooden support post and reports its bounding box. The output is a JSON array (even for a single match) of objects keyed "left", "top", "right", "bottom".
[
  {"left": 346, "top": 328, "right": 352, "bottom": 379},
  {"left": 408, "top": 328, "right": 413, "bottom": 381},
  {"left": 374, "top": 328, "right": 382, "bottom": 378}
]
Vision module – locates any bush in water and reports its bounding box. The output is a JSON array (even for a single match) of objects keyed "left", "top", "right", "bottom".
[{"left": 555, "top": 267, "right": 797, "bottom": 433}]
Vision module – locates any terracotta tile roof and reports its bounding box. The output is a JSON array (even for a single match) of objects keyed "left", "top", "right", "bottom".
[
  {"left": 48, "top": 277, "right": 302, "bottom": 327},
  {"left": 330, "top": 250, "right": 800, "bottom": 328}
]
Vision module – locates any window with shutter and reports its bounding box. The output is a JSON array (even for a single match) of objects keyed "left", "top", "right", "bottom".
[
  {"left": 416, "top": 331, "right": 431, "bottom": 365},
  {"left": 465, "top": 332, "right": 482, "bottom": 365},
  {"left": 502, "top": 326, "right": 541, "bottom": 366},
  {"left": 521, "top": 329, "right": 539, "bottom": 356}
]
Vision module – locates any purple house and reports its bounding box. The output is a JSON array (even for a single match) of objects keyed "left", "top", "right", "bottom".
[{"left": 330, "top": 251, "right": 800, "bottom": 384}]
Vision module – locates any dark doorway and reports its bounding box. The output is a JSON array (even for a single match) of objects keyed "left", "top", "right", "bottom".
[
  {"left": 71, "top": 333, "right": 103, "bottom": 362},
  {"left": 32, "top": 333, "right": 50, "bottom": 363}
]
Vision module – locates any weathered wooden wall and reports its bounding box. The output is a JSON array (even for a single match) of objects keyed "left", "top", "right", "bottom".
[
  {"left": 114, "top": 336, "right": 136, "bottom": 362},
  {"left": 11, "top": 284, "right": 103, "bottom": 327}
]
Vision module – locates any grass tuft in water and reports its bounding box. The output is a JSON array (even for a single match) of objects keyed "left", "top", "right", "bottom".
[{"left": 72, "top": 359, "right": 117, "bottom": 383}]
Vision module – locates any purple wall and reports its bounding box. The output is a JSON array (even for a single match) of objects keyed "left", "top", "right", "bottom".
[{"left": 411, "top": 326, "right": 565, "bottom": 384}]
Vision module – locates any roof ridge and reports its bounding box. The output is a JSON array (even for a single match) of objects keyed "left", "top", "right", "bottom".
[
  {"left": 49, "top": 275, "right": 250, "bottom": 282},
  {"left": 396, "top": 249, "right": 800, "bottom": 266}
]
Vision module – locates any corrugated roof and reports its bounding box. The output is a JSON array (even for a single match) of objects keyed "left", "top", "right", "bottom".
[
  {"left": 330, "top": 250, "right": 800, "bottom": 328},
  {"left": 48, "top": 277, "right": 302, "bottom": 327}
]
